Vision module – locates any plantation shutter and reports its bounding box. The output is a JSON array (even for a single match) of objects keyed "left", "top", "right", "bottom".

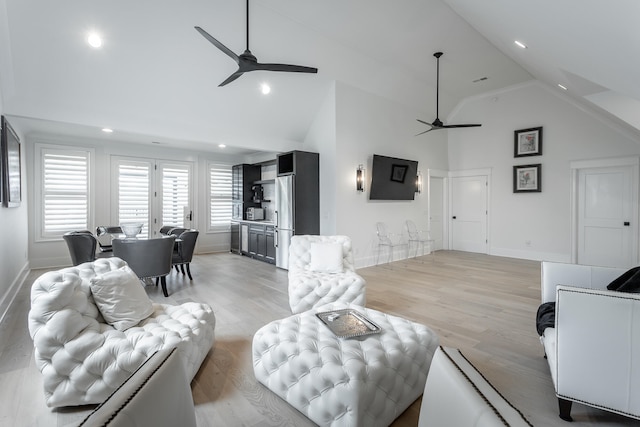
[
  {"left": 117, "top": 161, "right": 151, "bottom": 236},
  {"left": 209, "top": 164, "right": 232, "bottom": 230},
  {"left": 41, "top": 149, "right": 89, "bottom": 237},
  {"left": 161, "top": 164, "right": 190, "bottom": 228}
]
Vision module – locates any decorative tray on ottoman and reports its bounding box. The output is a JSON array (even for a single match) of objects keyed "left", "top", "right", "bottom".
[{"left": 315, "top": 308, "right": 382, "bottom": 339}]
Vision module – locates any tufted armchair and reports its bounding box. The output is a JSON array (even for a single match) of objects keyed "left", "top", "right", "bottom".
[
  {"left": 288, "top": 235, "right": 366, "bottom": 314},
  {"left": 28, "top": 257, "right": 215, "bottom": 407}
]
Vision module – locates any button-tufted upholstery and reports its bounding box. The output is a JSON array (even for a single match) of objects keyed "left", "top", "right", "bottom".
[
  {"left": 288, "top": 235, "right": 366, "bottom": 314},
  {"left": 253, "top": 303, "right": 439, "bottom": 426},
  {"left": 28, "top": 257, "right": 216, "bottom": 408}
]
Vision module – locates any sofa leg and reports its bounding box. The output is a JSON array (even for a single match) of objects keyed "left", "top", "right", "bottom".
[
  {"left": 558, "top": 398, "right": 573, "bottom": 421},
  {"left": 185, "top": 263, "right": 192, "bottom": 280},
  {"left": 160, "top": 276, "right": 169, "bottom": 297}
]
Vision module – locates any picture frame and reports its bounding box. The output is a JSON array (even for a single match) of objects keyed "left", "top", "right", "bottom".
[
  {"left": 513, "top": 164, "right": 541, "bottom": 193},
  {"left": 1, "top": 116, "right": 22, "bottom": 207},
  {"left": 514, "top": 126, "right": 543, "bottom": 157},
  {"left": 390, "top": 164, "right": 408, "bottom": 183}
]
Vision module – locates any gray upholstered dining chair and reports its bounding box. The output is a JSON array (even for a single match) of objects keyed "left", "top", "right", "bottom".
[
  {"left": 63, "top": 230, "right": 98, "bottom": 266},
  {"left": 172, "top": 229, "right": 199, "bottom": 280},
  {"left": 95, "top": 226, "right": 123, "bottom": 253},
  {"left": 112, "top": 236, "right": 176, "bottom": 297}
]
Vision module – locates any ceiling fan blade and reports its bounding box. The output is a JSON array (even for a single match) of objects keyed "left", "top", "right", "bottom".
[
  {"left": 415, "top": 128, "right": 433, "bottom": 136},
  {"left": 195, "top": 26, "right": 240, "bottom": 65},
  {"left": 441, "top": 124, "right": 482, "bottom": 128},
  {"left": 416, "top": 119, "right": 433, "bottom": 126},
  {"left": 257, "top": 63, "right": 318, "bottom": 74},
  {"left": 218, "top": 70, "right": 245, "bottom": 87}
]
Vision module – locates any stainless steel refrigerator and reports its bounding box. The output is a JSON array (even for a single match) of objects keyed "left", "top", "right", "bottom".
[{"left": 275, "top": 175, "right": 294, "bottom": 269}]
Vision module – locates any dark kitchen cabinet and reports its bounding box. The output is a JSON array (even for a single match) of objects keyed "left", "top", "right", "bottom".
[
  {"left": 265, "top": 226, "right": 275, "bottom": 264},
  {"left": 232, "top": 164, "right": 261, "bottom": 220},
  {"left": 276, "top": 150, "right": 320, "bottom": 235},
  {"left": 230, "top": 221, "right": 240, "bottom": 254},
  {"left": 246, "top": 223, "right": 275, "bottom": 265}
]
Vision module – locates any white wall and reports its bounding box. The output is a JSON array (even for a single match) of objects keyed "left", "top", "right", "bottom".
[
  {"left": 25, "top": 134, "right": 247, "bottom": 269},
  {"left": 0, "top": 112, "right": 30, "bottom": 319},
  {"left": 333, "top": 82, "right": 449, "bottom": 267},
  {"left": 448, "top": 81, "right": 640, "bottom": 261},
  {"left": 304, "top": 82, "right": 337, "bottom": 235}
]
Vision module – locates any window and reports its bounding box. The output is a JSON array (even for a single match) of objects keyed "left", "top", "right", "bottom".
[
  {"left": 161, "top": 164, "right": 191, "bottom": 228},
  {"left": 36, "top": 145, "right": 91, "bottom": 240},
  {"left": 209, "top": 163, "right": 232, "bottom": 231},
  {"left": 113, "top": 158, "right": 193, "bottom": 237},
  {"left": 117, "top": 160, "right": 151, "bottom": 236}
]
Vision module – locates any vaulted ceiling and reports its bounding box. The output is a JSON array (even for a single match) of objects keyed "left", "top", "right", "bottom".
[{"left": 0, "top": 0, "right": 638, "bottom": 153}]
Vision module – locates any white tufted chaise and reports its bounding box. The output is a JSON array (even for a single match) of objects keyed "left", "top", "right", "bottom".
[
  {"left": 288, "top": 235, "right": 366, "bottom": 314},
  {"left": 253, "top": 303, "right": 439, "bottom": 426},
  {"left": 28, "top": 257, "right": 215, "bottom": 408}
]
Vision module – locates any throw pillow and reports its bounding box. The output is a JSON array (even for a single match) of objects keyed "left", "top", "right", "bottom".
[
  {"left": 90, "top": 266, "right": 154, "bottom": 331},
  {"left": 309, "top": 242, "right": 344, "bottom": 274},
  {"left": 607, "top": 266, "right": 640, "bottom": 292}
]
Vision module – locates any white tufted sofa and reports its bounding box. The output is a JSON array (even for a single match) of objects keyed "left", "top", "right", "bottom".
[
  {"left": 28, "top": 257, "right": 216, "bottom": 408},
  {"left": 253, "top": 303, "right": 439, "bottom": 426},
  {"left": 288, "top": 235, "right": 366, "bottom": 314}
]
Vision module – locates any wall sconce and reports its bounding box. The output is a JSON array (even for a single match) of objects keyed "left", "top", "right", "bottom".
[
  {"left": 416, "top": 171, "right": 423, "bottom": 193},
  {"left": 356, "top": 164, "right": 365, "bottom": 192}
]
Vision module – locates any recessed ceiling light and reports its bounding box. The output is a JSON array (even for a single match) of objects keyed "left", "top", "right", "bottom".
[
  {"left": 218, "top": 144, "right": 226, "bottom": 148},
  {"left": 558, "top": 84, "right": 568, "bottom": 91},
  {"left": 514, "top": 40, "right": 527, "bottom": 49},
  {"left": 88, "top": 33, "right": 103, "bottom": 48},
  {"left": 101, "top": 128, "right": 113, "bottom": 133},
  {"left": 260, "top": 83, "right": 271, "bottom": 95}
]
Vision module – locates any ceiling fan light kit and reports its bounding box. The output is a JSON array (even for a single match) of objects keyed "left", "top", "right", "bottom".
[
  {"left": 195, "top": 0, "right": 318, "bottom": 87},
  {"left": 416, "top": 51, "right": 482, "bottom": 135}
]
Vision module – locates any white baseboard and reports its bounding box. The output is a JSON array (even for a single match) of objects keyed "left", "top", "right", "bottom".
[
  {"left": 489, "top": 247, "right": 570, "bottom": 263},
  {"left": 0, "top": 261, "right": 30, "bottom": 324}
]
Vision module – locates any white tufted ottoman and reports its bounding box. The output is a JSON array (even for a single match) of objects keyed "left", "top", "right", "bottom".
[{"left": 252, "top": 303, "right": 439, "bottom": 426}]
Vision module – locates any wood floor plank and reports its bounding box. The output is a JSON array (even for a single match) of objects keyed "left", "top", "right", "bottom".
[{"left": 1, "top": 250, "right": 638, "bottom": 426}]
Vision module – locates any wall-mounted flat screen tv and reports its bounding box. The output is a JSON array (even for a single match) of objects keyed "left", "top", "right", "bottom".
[{"left": 369, "top": 154, "right": 418, "bottom": 200}]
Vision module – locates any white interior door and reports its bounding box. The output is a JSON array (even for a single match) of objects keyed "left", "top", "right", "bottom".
[
  {"left": 429, "top": 176, "right": 444, "bottom": 250},
  {"left": 450, "top": 175, "right": 488, "bottom": 253},
  {"left": 577, "top": 166, "right": 635, "bottom": 268}
]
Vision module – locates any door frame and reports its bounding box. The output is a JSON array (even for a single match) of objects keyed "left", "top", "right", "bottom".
[
  {"left": 110, "top": 156, "right": 195, "bottom": 237},
  {"left": 448, "top": 168, "right": 491, "bottom": 254},
  {"left": 428, "top": 169, "right": 449, "bottom": 250},
  {"left": 570, "top": 157, "right": 639, "bottom": 265}
]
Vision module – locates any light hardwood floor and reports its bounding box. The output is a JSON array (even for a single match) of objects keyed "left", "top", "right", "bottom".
[{"left": 1, "top": 250, "right": 637, "bottom": 426}]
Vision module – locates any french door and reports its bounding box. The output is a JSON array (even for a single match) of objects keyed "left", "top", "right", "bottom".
[{"left": 112, "top": 157, "right": 193, "bottom": 237}]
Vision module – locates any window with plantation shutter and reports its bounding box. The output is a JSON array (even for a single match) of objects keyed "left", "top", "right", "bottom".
[
  {"left": 209, "top": 163, "right": 232, "bottom": 231},
  {"left": 117, "top": 160, "right": 151, "bottom": 236},
  {"left": 113, "top": 158, "right": 193, "bottom": 237},
  {"left": 161, "top": 164, "right": 190, "bottom": 228},
  {"left": 37, "top": 146, "right": 91, "bottom": 239}
]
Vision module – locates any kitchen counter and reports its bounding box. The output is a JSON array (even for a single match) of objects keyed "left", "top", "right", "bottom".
[{"left": 233, "top": 219, "right": 275, "bottom": 226}]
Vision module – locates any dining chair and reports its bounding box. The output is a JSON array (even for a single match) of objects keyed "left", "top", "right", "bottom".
[
  {"left": 375, "top": 222, "right": 407, "bottom": 264},
  {"left": 159, "top": 225, "right": 178, "bottom": 235},
  {"left": 63, "top": 230, "right": 98, "bottom": 266},
  {"left": 95, "top": 226, "right": 123, "bottom": 253},
  {"left": 172, "top": 230, "right": 199, "bottom": 280},
  {"left": 112, "top": 236, "right": 176, "bottom": 297},
  {"left": 405, "top": 220, "right": 434, "bottom": 257}
]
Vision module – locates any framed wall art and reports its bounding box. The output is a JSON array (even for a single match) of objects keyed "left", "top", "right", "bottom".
[
  {"left": 513, "top": 164, "right": 541, "bottom": 193},
  {"left": 514, "top": 126, "right": 542, "bottom": 157},
  {"left": 1, "top": 116, "right": 22, "bottom": 207},
  {"left": 390, "top": 164, "right": 408, "bottom": 183}
]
